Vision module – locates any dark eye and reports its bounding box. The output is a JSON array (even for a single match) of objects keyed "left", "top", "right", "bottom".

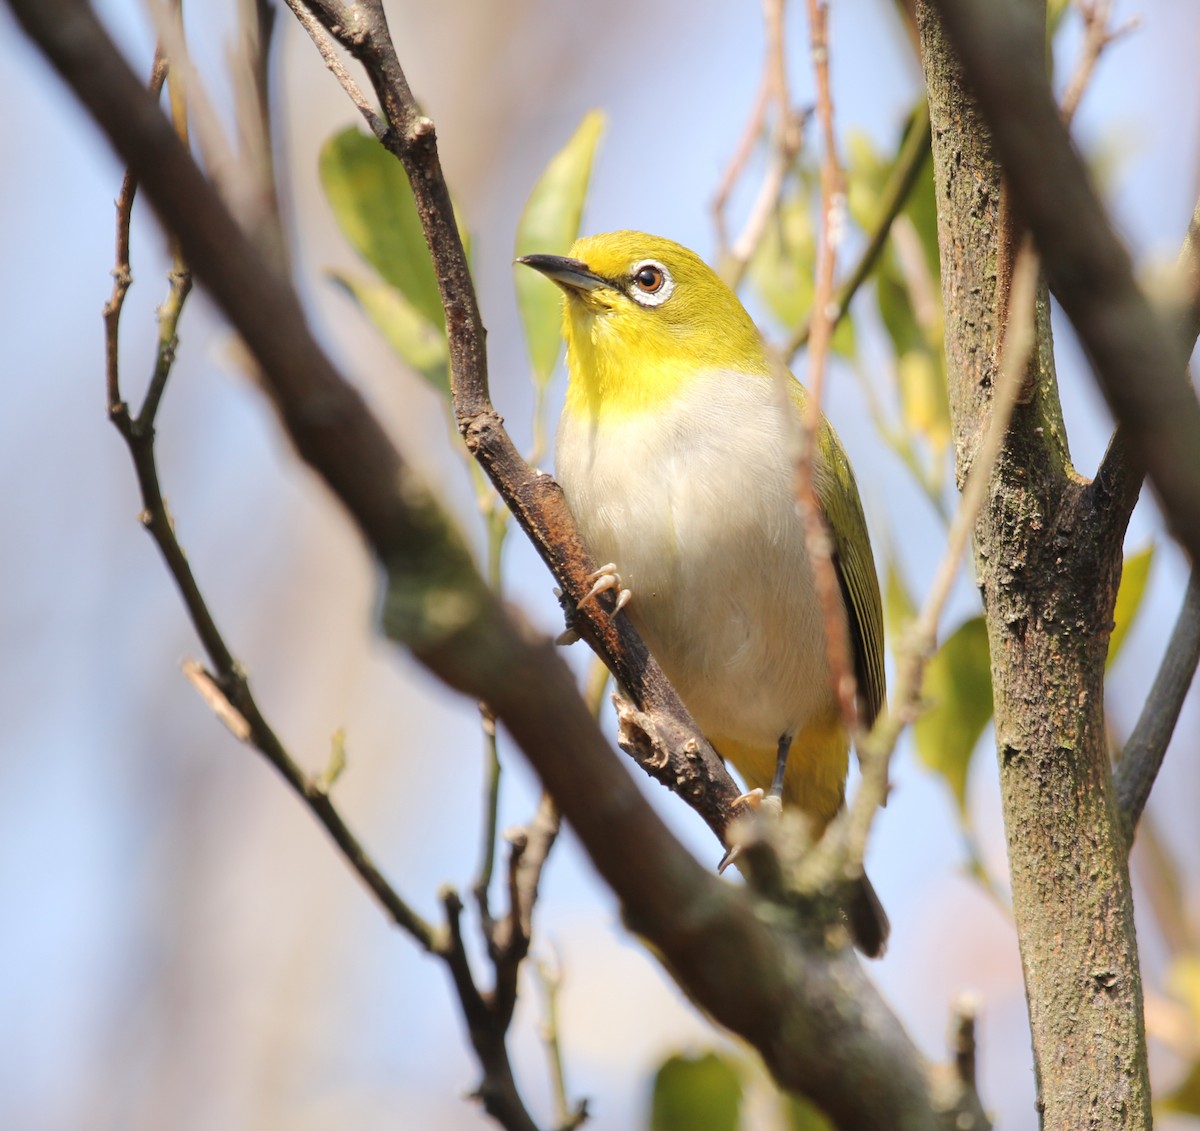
[
  {"left": 633, "top": 264, "right": 665, "bottom": 293},
  {"left": 627, "top": 260, "right": 674, "bottom": 307}
]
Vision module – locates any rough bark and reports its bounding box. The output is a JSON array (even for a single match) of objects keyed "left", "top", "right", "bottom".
[{"left": 917, "top": 5, "right": 1151, "bottom": 1129}]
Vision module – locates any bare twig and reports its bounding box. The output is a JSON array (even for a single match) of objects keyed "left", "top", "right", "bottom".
[
  {"left": 715, "top": 0, "right": 807, "bottom": 289},
  {"left": 835, "top": 240, "right": 1038, "bottom": 875},
  {"left": 712, "top": 72, "right": 769, "bottom": 255},
  {"left": 283, "top": 0, "right": 385, "bottom": 136},
  {"left": 1059, "top": 1, "right": 1138, "bottom": 127},
  {"left": 1114, "top": 568, "right": 1200, "bottom": 836},
  {"left": 535, "top": 954, "right": 588, "bottom": 1131},
  {"left": 721, "top": 0, "right": 806, "bottom": 290},
  {"left": 441, "top": 889, "right": 542, "bottom": 1131},
  {"left": 231, "top": 0, "right": 290, "bottom": 273},
  {"left": 796, "top": 0, "right": 858, "bottom": 732}
]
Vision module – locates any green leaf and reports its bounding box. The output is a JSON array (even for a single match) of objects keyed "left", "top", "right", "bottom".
[
  {"left": 750, "top": 193, "right": 816, "bottom": 331},
  {"left": 914, "top": 616, "right": 994, "bottom": 812},
  {"left": 649, "top": 1052, "right": 742, "bottom": 1131},
  {"left": 514, "top": 110, "right": 605, "bottom": 386},
  {"left": 785, "top": 1094, "right": 835, "bottom": 1131},
  {"left": 330, "top": 271, "right": 449, "bottom": 397},
  {"left": 1107, "top": 543, "right": 1154, "bottom": 667},
  {"left": 320, "top": 127, "right": 446, "bottom": 330}
]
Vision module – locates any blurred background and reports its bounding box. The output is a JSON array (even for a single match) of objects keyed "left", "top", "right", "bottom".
[{"left": 1, "top": 1, "right": 1198, "bottom": 1128}]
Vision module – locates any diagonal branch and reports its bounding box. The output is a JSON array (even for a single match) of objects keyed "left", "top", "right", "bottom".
[{"left": 1114, "top": 569, "right": 1200, "bottom": 836}]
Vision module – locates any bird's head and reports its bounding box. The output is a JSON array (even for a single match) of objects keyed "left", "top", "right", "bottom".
[{"left": 518, "top": 231, "right": 769, "bottom": 416}]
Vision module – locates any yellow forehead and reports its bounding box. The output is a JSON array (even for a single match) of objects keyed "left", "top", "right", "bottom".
[{"left": 568, "top": 230, "right": 710, "bottom": 284}]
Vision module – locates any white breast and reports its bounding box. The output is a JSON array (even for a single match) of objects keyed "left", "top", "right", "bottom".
[{"left": 554, "top": 371, "right": 839, "bottom": 748}]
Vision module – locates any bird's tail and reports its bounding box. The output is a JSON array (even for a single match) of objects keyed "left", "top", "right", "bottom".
[{"left": 846, "top": 872, "right": 889, "bottom": 958}]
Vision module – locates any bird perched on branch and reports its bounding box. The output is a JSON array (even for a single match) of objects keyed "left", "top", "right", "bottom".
[{"left": 520, "top": 231, "right": 888, "bottom": 956}]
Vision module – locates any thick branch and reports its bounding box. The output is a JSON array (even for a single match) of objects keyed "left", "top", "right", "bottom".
[
  {"left": 1115, "top": 569, "right": 1200, "bottom": 835},
  {"left": 924, "top": 0, "right": 1200, "bottom": 565},
  {"left": 918, "top": 3, "right": 1151, "bottom": 1128},
  {"left": 9, "top": 1, "right": 989, "bottom": 1125}
]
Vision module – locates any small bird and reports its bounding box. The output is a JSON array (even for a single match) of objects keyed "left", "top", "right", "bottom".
[{"left": 519, "top": 231, "right": 888, "bottom": 956}]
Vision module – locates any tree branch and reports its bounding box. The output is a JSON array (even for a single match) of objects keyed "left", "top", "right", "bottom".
[
  {"left": 1115, "top": 568, "right": 1200, "bottom": 835},
  {"left": 924, "top": 0, "right": 1200, "bottom": 567},
  {"left": 917, "top": 3, "right": 1152, "bottom": 1127}
]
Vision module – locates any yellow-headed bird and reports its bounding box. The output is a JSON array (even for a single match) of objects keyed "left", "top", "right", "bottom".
[{"left": 520, "top": 231, "right": 888, "bottom": 955}]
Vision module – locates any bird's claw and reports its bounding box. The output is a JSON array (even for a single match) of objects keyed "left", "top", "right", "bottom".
[
  {"left": 734, "top": 788, "right": 782, "bottom": 818},
  {"left": 580, "top": 563, "right": 632, "bottom": 616}
]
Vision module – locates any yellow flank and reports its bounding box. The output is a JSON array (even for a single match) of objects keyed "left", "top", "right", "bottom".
[
  {"left": 712, "top": 714, "right": 850, "bottom": 836},
  {"left": 561, "top": 232, "right": 769, "bottom": 419}
]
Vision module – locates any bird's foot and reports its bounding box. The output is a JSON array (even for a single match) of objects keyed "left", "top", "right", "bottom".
[
  {"left": 733, "top": 788, "right": 783, "bottom": 817},
  {"left": 580, "top": 563, "right": 632, "bottom": 616},
  {"left": 718, "top": 790, "right": 783, "bottom": 872}
]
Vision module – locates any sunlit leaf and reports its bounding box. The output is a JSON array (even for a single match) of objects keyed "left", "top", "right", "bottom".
[
  {"left": 649, "top": 1052, "right": 742, "bottom": 1131},
  {"left": 914, "top": 616, "right": 994, "bottom": 811},
  {"left": 330, "top": 271, "right": 449, "bottom": 397},
  {"left": 897, "top": 349, "right": 951, "bottom": 457},
  {"left": 845, "top": 129, "right": 886, "bottom": 233},
  {"left": 320, "top": 127, "right": 446, "bottom": 330},
  {"left": 785, "top": 1094, "right": 835, "bottom": 1131},
  {"left": 750, "top": 192, "right": 816, "bottom": 330},
  {"left": 514, "top": 110, "right": 605, "bottom": 386},
  {"left": 1107, "top": 544, "right": 1154, "bottom": 667}
]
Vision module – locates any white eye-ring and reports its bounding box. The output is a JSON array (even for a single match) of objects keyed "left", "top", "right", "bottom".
[{"left": 628, "top": 260, "right": 674, "bottom": 308}]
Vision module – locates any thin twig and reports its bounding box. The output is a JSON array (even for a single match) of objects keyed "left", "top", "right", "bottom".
[
  {"left": 837, "top": 240, "right": 1039, "bottom": 876},
  {"left": 1114, "top": 568, "right": 1200, "bottom": 836},
  {"left": 712, "top": 72, "right": 769, "bottom": 256},
  {"left": 535, "top": 954, "right": 589, "bottom": 1131},
  {"left": 283, "top": 0, "right": 385, "bottom": 136},
  {"left": 231, "top": 0, "right": 291, "bottom": 273},
  {"left": 143, "top": 0, "right": 244, "bottom": 212},
  {"left": 1059, "top": 0, "right": 1138, "bottom": 127},
  {"left": 721, "top": 0, "right": 805, "bottom": 290},
  {"left": 795, "top": 0, "right": 858, "bottom": 732},
  {"left": 440, "top": 882, "right": 544, "bottom": 1131}
]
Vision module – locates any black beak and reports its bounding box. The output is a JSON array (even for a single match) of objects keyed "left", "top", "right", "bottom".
[{"left": 516, "top": 254, "right": 608, "bottom": 293}]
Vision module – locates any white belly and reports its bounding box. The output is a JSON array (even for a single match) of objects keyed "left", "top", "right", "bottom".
[{"left": 554, "top": 371, "right": 839, "bottom": 748}]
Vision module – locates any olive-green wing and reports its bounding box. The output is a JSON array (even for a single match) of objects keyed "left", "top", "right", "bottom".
[{"left": 815, "top": 422, "right": 886, "bottom": 727}]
